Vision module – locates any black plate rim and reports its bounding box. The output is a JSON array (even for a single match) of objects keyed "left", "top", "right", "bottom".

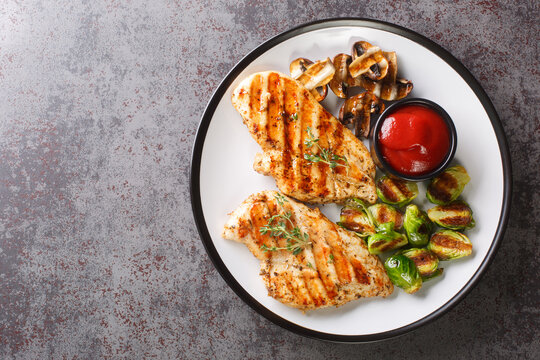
[{"left": 189, "top": 17, "right": 512, "bottom": 343}]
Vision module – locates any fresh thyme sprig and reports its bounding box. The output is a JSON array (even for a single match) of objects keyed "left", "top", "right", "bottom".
[
  {"left": 304, "top": 127, "right": 349, "bottom": 169},
  {"left": 259, "top": 193, "right": 311, "bottom": 255}
]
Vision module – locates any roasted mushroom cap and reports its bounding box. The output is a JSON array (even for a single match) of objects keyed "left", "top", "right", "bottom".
[
  {"left": 349, "top": 41, "right": 389, "bottom": 81},
  {"left": 290, "top": 57, "right": 335, "bottom": 101},
  {"left": 290, "top": 57, "right": 313, "bottom": 78},
  {"left": 338, "top": 92, "right": 385, "bottom": 138},
  {"left": 329, "top": 53, "right": 352, "bottom": 98}
]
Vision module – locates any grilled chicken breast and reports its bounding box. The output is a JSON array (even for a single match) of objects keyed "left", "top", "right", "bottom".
[
  {"left": 223, "top": 191, "right": 393, "bottom": 310},
  {"left": 231, "top": 71, "right": 377, "bottom": 204}
]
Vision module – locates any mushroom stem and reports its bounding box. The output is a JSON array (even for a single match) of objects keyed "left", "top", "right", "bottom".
[{"left": 296, "top": 58, "right": 335, "bottom": 91}]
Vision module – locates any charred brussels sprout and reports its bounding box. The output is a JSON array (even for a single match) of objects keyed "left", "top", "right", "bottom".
[
  {"left": 368, "top": 203, "right": 403, "bottom": 230},
  {"left": 428, "top": 230, "right": 472, "bottom": 260},
  {"left": 376, "top": 175, "right": 418, "bottom": 207},
  {"left": 339, "top": 198, "right": 376, "bottom": 237},
  {"left": 423, "top": 268, "right": 444, "bottom": 281},
  {"left": 384, "top": 254, "right": 422, "bottom": 294},
  {"left": 427, "top": 201, "right": 475, "bottom": 230},
  {"left": 403, "top": 204, "right": 433, "bottom": 247},
  {"left": 367, "top": 223, "right": 408, "bottom": 254},
  {"left": 399, "top": 248, "right": 439, "bottom": 278},
  {"left": 427, "top": 166, "right": 471, "bottom": 205}
]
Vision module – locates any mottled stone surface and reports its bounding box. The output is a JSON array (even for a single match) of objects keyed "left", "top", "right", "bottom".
[{"left": 0, "top": 0, "right": 538, "bottom": 358}]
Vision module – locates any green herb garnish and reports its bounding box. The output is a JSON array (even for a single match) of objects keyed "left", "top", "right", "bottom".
[
  {"left": 304, "top": 127, "right": 349, "bottom": 169},
  {"left": 260, "top": 193, "right": 311, "bottom": 255}
]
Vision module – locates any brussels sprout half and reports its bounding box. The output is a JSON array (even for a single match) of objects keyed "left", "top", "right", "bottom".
[
  {"left": 428, "top": 229, "right": 473, "bottom": 260},
  {"left": 403, "top": 204, "right": 433, "bottom": 247},
  {"left": 376, "top": 175, "right": 418, "bottom": 207},
  {"left": 368, "top": 203, "right": 403, "bottom": 230},
  {"left": 339, "top": 198, "right": 376, "bottom": 237},
  {"left": 399, "top": 248, "right": 439, "bottom": 278},
  {"left": 384, "top": 254, "right": 422, "bottom": 294},
  {"left": 367, "top": 223, "right": 408, "bottom": 254},
  {"left": 427, "top": 201, "right": 475, "bottom": 230},
  {"left": 427, "top": 165, "right": 470, "bottom": 205},
  {"left": 423, "top": 268, "right": 444, "bottom": 281}
]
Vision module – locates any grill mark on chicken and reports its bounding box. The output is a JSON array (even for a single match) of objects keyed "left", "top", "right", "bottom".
[
  {"left": 248, "top": 201, "right": 272, "bottom": 254},
  {"left": 333, "top": 118, "right": 345, "bottom": 173},
  {"left": 282, "top": 77, "right": 301, "bottom": 195},
  {"left": 280, "top": 77, "right": 293, "bottom": 187},
  {"left": 301, "top": 270, "right": 322, "bottom": 306},
  {"left": 298, "top": 251, "right": 331, "bottom": 303},
  {"left": 291, "top": 269, "right": 313, "bottom": 307},
  {"left": 323, "top": 225, "right": 353, "bottom": 284},
  {"left": 312, "top": 107, "right": 330, "bottom": 198},
  {"left": 299, "top": 88, "right": 314, "bottom": 196},
  {"left": 247, "top": 74, "right": 259, "bottom": 136},
  {"left": 267, "top": 72, "right": 281, "bottom": 149},
  {"left": 310, "top": 231, "right": 339, "bottom": 299},
  {"left": 282, "top": 271, "right": 299, "bottom": 303},
  {"left": 349, "top": 258, "right": 371, "bottom": 285}
]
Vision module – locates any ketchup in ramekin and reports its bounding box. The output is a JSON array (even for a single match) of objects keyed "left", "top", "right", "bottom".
[{"left": 371, "top": 99, "right": 457, "bottom": 181}]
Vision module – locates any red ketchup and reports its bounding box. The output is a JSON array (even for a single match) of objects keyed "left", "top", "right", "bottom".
[{"left": 378, "top": 104, "right": 450, "bottom": 176}]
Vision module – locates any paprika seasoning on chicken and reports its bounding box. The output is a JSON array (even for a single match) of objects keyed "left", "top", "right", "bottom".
[{"left": 377, "top": 104, "right": 451, "bottom": 176}]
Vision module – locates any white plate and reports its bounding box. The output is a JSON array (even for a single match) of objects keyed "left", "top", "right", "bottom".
[{"left": 191, "top": 19, "right": 511, "bottom": 342}]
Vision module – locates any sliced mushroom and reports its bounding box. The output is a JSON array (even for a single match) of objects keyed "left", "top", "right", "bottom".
[
  {"left": 390, "top": 79, "right": 413, "bottom": 100},
  {"left": 329, "top": 53, "right": 352, "bottom": 98},
  {"left": 383, "top": 51, "right": 397, "bottom": 83},
  {"left": 295, "top": 57, "right": 335, "bottom": 90},
  {"left": 378, "top": 51, "right": 413, "bottom": 100},
  {"left": 348, "top": 51, "right": 413, "bottom": 101},
  {"left": 338, "top": 92, "right": 385, "bottom": 138},
  {"left": 290, "top": 58, "right": 312, "bottom": 79},
  {"left": 290, "top": 57, "right": 335, "bottom": 101},
  {"left": 349, "top": 75, "right": 380, "bottom": 94},
  {"left": 349, "top": 41, "right": 389, "bottom": 81}
]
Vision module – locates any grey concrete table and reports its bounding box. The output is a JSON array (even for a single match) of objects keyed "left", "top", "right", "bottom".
[{"left": 1, "top": 1, "right": 538, "bottom": 358}]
